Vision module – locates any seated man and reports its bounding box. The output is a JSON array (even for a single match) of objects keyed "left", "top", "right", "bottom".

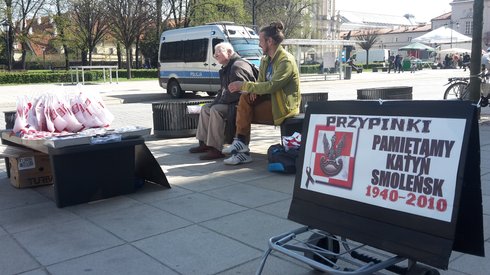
[
  {"left": 189, "top": 42, "right": 257, "bottom": 160},
  {"left": 224, "top": 21, "right": 301, "bottom": 165}
]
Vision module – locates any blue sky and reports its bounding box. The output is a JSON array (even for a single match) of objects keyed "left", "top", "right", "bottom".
[{"left": 336, "top": 0, "right": 453, "bottom": 22}]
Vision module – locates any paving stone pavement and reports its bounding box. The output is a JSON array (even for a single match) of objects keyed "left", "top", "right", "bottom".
[{"left": 0, "top": 69, "right": 488, "bottom": 274}]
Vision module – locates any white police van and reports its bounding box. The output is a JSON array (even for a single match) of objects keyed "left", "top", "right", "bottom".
[{"left": 158, "top": 22, "right": 262, "bottom": 98}]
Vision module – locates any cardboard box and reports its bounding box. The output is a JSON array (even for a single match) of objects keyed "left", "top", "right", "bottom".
[{"left": 1, "top": 145, "right": 53, "bottom": 188}]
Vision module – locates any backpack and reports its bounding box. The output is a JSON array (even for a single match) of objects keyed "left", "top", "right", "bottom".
[{"left": 267, "top": 144, "right": 300, "bottom": 174}]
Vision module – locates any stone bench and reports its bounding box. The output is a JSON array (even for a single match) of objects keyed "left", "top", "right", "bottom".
[
  {"left": 152, "top": 99, "right": 215, "bottom": 138},
  {"left": 152, "top": 92, "right": 329, "bottom": 143}
]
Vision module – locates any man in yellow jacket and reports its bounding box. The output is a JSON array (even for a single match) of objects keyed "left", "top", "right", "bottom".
[{"left": 224, "top": 21, "right": 301, "bottom": 165}]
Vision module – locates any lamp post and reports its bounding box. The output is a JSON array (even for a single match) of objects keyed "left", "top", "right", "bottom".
[
  {"left": 41, "top": 47, "right": 46, "bottom": 69},
  {"left": 252, "top": 0, "right": 257, "bottom": 30},
  {"left": 446, "top": 20, "right": 460, "bottom": 49},
  {"left": 1, "top": 20, "right": 11, "bottom": 70}
]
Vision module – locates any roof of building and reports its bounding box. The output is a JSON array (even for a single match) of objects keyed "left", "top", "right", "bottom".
[
  {"left": 431, "top": 12, "right": 451, "bottom": 21},
  {"left": 338, "top": 10, "right": 417, "bottom": 29},
  {"left": 340, "top": 23, "right": 432, "bottom": 39}
]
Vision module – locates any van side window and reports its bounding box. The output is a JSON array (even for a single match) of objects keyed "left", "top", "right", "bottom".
[
  {"left": 160, "top": 41, "right": 183, "bottom": 62},
  {"left": 184, "top": 38, "right": 208, "bottom": 62},
  {"left": 212, "top": 38, "right": 225, "bottom": 55}
]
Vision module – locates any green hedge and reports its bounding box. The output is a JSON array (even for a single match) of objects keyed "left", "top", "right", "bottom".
[
  {"left": 300, "top": 64, "right": 321, "bottom": 74},
  {"left": 0, "top": 69, "right": 158, "bottom": 85}
]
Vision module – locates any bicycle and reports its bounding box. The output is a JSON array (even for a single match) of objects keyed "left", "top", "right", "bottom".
[{"left": 443, "top": 70, "right": 490, "bottom": 107}]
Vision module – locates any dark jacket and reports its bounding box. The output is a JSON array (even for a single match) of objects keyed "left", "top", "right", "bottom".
[{"left": 213, "top": 53, "right": 257, "bottom": 105}]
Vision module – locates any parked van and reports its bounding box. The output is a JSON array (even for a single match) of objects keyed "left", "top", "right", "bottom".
[{"left": 158, "top": 22, "right": 262, "bottom": 98}]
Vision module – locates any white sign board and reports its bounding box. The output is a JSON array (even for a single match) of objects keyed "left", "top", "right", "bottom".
[{"left": 301, "top": 114, "right": 465, "bottom": 222}]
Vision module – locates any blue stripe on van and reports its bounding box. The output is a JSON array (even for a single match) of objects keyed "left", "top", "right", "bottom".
[{"left": 159, "top": 70, "right": 220, "bottom": 78}]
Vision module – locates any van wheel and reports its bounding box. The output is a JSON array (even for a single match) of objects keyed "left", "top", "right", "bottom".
[
  {"left": 207, "top": 92, "right": 217, "bottom": 97},
  {"left": 167, "top": 81, "right": 184, "bottom": 98}
]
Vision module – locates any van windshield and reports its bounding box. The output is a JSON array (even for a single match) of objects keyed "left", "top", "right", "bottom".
[{"left": 229, "top": 38, "right": 263, "bottom": 59}]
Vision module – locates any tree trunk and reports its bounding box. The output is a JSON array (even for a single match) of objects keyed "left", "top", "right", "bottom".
[
  {"left": 117, "top": 43, "right": 122, "bottom": 69},
  {"left": 469, "top": 0, "right": 484, "bottom": 102},
  {"left": 63, "top": 45, "right": 70, "bottom": 69},
  {"left": 135, "top": 38, "right": 140, "bottom": 69},
  {"left": 56, "top": 0, "right": 70, "bottom": 70},
  {"left": 156, "top": 0, "right": 162, "bottom": 36},
  {"left": 81, "top": 49, "right": 88, "bottom": 66},
  {"left": 6, "top": 28, "right": 13, "bottom": 70},
  {"left": 126, "top": 48, "right": 132, "bottom": 79},
  {"left": 21, "top": 42, "right": 28, "bottom": 70}
]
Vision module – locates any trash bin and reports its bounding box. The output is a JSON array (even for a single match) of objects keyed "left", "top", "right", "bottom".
[
  {"left": 300, "top": 92, "right": 329, "bottom": 113},
  {"left": 152, "top": 99, "right": 214, "bottom": 138},
  {"left": 344, "top": 66, "right": 352, "bottom": 80},
  {"left": 357, "top": 86, "right": 413, "bottom": 100}
]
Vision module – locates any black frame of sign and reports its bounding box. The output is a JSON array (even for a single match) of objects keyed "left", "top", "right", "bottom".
[{"left": 288, "top": 100, "right": 484, "bottom": 269}]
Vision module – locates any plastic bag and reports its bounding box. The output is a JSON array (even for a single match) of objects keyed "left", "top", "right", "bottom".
[
  {"left": 282, "top": 132, "right": 302, "bottom": 151},
  {"left": 13, "top": 96, "right": 33, "bottom": 134}
]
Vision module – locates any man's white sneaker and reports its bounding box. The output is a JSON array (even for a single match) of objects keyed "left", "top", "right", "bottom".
[
  {"left": 222, "top": 138, "right": 249, "bottom": 154},
  {"left": 223, "top": 152, "right": 253, "bottom": 165}
]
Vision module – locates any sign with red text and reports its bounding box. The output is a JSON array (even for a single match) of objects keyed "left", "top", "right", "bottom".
[
  {"left": 301, "top": 114, "right": 464, "bottom": 222},
  {"left": 288, "top": 100, "right": 484, "bottom": 269}
]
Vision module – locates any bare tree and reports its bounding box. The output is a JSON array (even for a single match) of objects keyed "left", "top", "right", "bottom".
[
  {"left": 70, "top": 0, "right": 109, "bottom": 65},
  {"left": 15, "top": 0, "right": 46, "bottom": 69},
  {"left": 244, "top": 0, "right": 313, "bottom": 38},
  {"left": 155, "top": 0, "right": 162, "bottom": 34},
  {"left": 356, "top": 30, "right": 379, "bottom": 66},
  {"left": 167, "top": 0, "right": 191, "bottom": 28},
  {"left": 53, "top": 0, "right": 71, "bottom": 69},
  {"left": 106, "top": 0, "right": 152, "bottom": 78}
]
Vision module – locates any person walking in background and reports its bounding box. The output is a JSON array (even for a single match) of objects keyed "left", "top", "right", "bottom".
[
  {"left": 482, "top": 48, "right": 490, "bottom": 70},
  {"left": 452, "top": 54, "right": 460, "bottom": 69},
  {"left": 387, "top": 53, "right": 395, "bottom": 73},
  {"left": 444, "top": 54, "right": 451, "bottom": 69},
  {"left": 462, "top": 52, "right": 471, "bottom": 72},
  {"left": 225, "top": 21, "right": 301, "bottom": 165},
  {"left": 394, "top": 54, "right": 403, "bottom": 73},
  {"left": 188, "top": 42, "right": 257, "bottom": 160}
]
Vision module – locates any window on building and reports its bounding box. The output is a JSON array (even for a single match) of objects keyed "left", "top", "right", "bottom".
[
  {"left": 408, "top": 37, "right": 412, "bottom": 42},
  {"left": 465, "top": 21, "right": 472, "bottom": 35},
  {"left": 395, "top": 37, "right": 398, "bottom": 42}
]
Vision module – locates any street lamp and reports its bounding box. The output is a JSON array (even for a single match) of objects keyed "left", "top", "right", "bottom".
[
  {"left": 1, "top": 20, "right": 11, "bottom": 70},
  {"left": 445, "top": 20, "right": 460, "bottom": 49},
  {"left": 41, "top": 46, "right": 46, "bottom": 69}
]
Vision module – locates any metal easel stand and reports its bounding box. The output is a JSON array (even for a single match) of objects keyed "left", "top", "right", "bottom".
[{"left": 256, "top": 226, "right": 440, "bottom": 275}]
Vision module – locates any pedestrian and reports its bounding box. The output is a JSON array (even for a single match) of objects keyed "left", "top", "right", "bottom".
[
  {"left": 444, "top": 54, "right": 451, "bottom": 69},
  {"left": 388, "top": 53, "right": 395, "bottom": 73},
  {"left": 188, "top": 42, "right": 257, "bottom": 160},
  {"left": 462, "top": 52, "right": 470, "bottom": 72},
  {"left": 394, "top": 54, "right": 403, "bottom": 73},
  {"left": 224, "top": 21, "right": 301, "bottom": 165},
  {"left": 482, "top": 48, "right": 490, "bottom": 70},
  {"left": 453, "top": 54, "right": 460, "bottom": 69}
]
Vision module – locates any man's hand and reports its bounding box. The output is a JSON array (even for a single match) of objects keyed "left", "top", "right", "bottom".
[
  {"left": 228, "top": 81, "right": 244, "bottom": 93},
  {"left": 249, "top": 93, "right": 257, "bottom": 102}
]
